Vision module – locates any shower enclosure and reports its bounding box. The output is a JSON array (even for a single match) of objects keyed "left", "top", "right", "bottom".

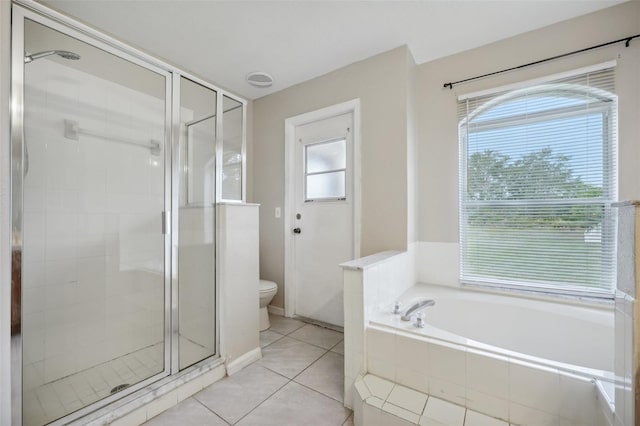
[{"left": 10, "top": 3, "right": 246, "bottom": 425}]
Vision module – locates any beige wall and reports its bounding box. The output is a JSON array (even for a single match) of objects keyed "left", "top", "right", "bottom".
[
  {"left": 416, "top": 1, "right": 640, "bottom": 243},
  {"left": 252, "top": 3, "right": 640, "bottom": 308},
  {"left": 252, "top": 46, "right": 414, "bottom": 308}
]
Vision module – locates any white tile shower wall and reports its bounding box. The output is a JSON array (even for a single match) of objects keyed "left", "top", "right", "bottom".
[
  {"left": 365, "top": 325, "right": 600, "bottom": 425},
  {"left": 415, "top": 241, "right": 459, "bottom": 287},
  {"left": 22, "top": 59, "right": 166, "bottom": 387},
  {"left": 342, "top": 247, "right": 416, "bottom": 409}
]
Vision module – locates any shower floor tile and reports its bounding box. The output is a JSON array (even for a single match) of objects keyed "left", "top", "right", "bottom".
[{"left": 24, "top": 342, "right": 164, "bottom": 426}]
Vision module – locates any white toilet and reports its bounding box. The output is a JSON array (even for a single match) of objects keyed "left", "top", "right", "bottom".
[{"left": 259, "top": 279, "right": 278, "bottom": 331}]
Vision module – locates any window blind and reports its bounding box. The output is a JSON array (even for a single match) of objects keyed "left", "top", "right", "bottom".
[{"left": 458, "top": 67, "right": 617, "bottom": 297}]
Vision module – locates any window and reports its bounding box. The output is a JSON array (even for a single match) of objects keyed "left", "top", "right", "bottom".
[
  {"left": 458, "top": 67, "right": 617, "bottom": 297},
  {"left": 305, "top": 138, "right": 347, "bottom": 201}
]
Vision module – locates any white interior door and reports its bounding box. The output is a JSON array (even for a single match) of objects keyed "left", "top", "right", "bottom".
[{"left": 293, "top": 112, "right": 354, "bottom": 327}]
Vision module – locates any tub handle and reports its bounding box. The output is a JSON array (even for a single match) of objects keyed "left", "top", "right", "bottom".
[{"left": 415, "top": 313, "right": 425, "bottom": 328}]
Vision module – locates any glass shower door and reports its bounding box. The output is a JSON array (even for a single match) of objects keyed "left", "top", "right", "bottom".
[
  {"left": 176, "top": 77, "right": 218, "bottom": 370},
  {"left": 18, "top": 16, "right": 170, "bottom": 426}
]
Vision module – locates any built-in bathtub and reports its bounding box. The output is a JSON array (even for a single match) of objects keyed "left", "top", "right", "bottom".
[
  {"left": 365, "top": 283, "right": 615, "bottom": 425},
  {"left": 340, "top": 250, "right": 617, "bottom": 426},
  {"left": 374, "top": 283, "right": 613, "bottom": 374}
]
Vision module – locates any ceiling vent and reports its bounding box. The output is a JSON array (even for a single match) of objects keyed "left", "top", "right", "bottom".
[{"left": 246, "top": 71, "right": 273, "bottom": 88}]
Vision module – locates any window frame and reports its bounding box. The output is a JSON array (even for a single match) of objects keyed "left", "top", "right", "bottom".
[
  {"left": 303, "top": 137, "right": 348, "bottom": 202},
  {"left": 458, "top": 82, "right": 617, "bottom": 299}
]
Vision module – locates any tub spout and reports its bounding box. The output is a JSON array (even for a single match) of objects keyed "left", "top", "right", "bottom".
[{"left": 401, "top": 299, "right": 435, "bottom": 321}]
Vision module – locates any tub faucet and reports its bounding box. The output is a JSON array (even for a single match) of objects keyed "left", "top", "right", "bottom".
[{"left": 401, "top": 299, "right": 435, "bottom": 321}]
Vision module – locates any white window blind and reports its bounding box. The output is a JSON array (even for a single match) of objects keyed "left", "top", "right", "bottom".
[{"left": 458, "top": 67, "right": 617, "bottom": 297}]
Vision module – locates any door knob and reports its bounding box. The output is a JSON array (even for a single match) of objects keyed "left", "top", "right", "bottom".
[{"left": 293, "top": 227, "right": 301, "bottom": 234}]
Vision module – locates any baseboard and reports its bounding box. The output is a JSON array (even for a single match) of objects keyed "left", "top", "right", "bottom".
[
  {"left": 267, "top": 305, "right": 284, "bottom": 316},
  {"left": 225, "top": 347, "right": 262, "bottom": 376}
]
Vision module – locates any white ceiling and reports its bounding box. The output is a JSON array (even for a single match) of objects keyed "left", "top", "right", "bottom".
[{"left": 41, "top": 0, "right": 625, "bottom": 100}]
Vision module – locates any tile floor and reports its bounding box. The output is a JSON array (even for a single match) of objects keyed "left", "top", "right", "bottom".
[
  {"left": 146, "top": 315, "right": 352, "bottom": 426},
  {"left": 145, "top": 315, "right": 511, "bottom": 426}
]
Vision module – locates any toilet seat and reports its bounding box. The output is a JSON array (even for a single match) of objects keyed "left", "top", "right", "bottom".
[{"left": 259, "top": 279, "right": 277, "bottom": 294}]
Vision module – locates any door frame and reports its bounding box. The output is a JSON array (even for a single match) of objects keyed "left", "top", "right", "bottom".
[{"left": 283, "top": 99, "right": 361, "bottom": 318}]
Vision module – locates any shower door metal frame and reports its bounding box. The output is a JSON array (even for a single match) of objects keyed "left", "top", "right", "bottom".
[
  {"left": 170, "top": 75, "right": 223, "bottom": 374},
  {"left": 10, "top": 4, "right": 174, "bottom": 425},
  {"left": 10, "top": 0, "right": 248, "bottom": 423}
]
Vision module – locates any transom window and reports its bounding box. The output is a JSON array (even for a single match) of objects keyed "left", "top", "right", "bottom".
[
  {"left": 305, "top": 138, "right": 347, "bottom": 201},
  {"left": 458, "top": 67, "right": 617, "bottom": 297}
]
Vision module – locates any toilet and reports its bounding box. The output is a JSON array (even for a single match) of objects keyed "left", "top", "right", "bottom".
[{"left": 259, "top": 279, "right": 278, "bottom": 331}]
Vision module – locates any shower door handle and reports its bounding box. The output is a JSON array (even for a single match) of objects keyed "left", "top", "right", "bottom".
[{"left": 162, "top": 211, "right": 170, "bottom": 235}]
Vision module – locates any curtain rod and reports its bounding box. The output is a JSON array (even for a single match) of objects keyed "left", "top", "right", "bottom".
[{"left": 443, "top": 34, "right": 640, "bottom": 90}]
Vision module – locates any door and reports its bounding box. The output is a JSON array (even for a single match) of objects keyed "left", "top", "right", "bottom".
[
  {"left": 293, "top": 112, "right": 354, "bottom": 327},
  {"left": 16, "top": 14, "right": 170, "bottom": 426}
]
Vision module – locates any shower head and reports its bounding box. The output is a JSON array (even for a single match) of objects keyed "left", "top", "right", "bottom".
[{"left": 24, "top": 50, "right": 81, "bottom": 64}]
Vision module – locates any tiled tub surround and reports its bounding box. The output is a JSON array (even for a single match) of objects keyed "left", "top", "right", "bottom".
[
  {"left": 342, "top": 250, "right": 615, "bottom": 425},
  {"left": 341, "top": 248, "right": 416, "bottom": 409},
  {"left": 353, "top": 374, "right": 512, "bottom": 426},
  {"left": 366, "top": 324, "right": 610, "bottom": 425}
]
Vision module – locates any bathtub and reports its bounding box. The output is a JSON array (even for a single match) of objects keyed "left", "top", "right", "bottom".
[{"left": 364, "top": 283, "right": 615, "bottom": 425}]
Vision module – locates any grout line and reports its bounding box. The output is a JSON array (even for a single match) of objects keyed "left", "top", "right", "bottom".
[
  {"left": 329, "top": 338, "right": 344, "bottom": 353},
  {"left": 289, "top": 347, "right": 331, "bottom": 380},
  {"left": 285, "top": 333, "right": 342, "bottom": 351},
  {"left": 293, "top": 379, "right": 346, "bottom": 405},
  {"left": 257, "top": 363, "right": 299, "bottom": 382},
  {"left": 191, "top": 396, "right": 232, "bottom": 425},
  {"left": 259, "top": 330, "right": 285, "bottom": 349},
  {"left": 226, "top": 376, "right": 292, "bottom": 425}
]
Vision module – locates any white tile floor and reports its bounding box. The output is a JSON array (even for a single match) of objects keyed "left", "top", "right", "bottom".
[
  {"left": 146, "top": 315, "right": 351, "bottom": 426},
  {"left": 146, "top": 316, "right": 514, "bottom": 426}
]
